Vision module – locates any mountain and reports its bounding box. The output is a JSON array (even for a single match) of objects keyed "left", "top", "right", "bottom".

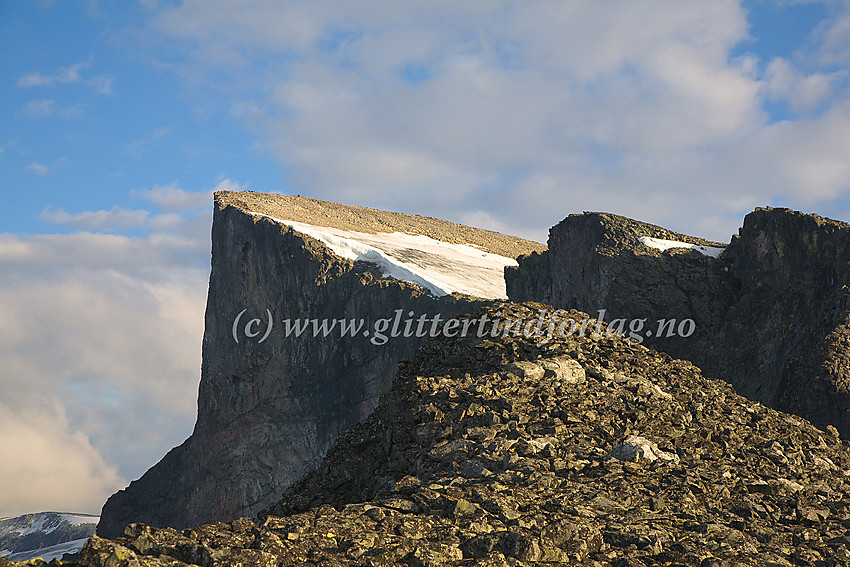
[
  {"left": 36, "top": 303, "right": 850, "bottom": 566},
  {"left": 7, "top": 196, "right": 850, "bottom": 566},
  {"left": 506, "top": 207, "right": 850, "bottom": 439},
  {"left": 0, "top": 513, "right": 97, "bottom": 563},
  {"left": 97, "top": 191, "right": 545, "bottom": 538}
]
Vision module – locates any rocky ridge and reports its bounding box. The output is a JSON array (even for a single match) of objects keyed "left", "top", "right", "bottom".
[
  {"left": 506, "top": 208, "right": 850, "bottom": 439},
  {"left": 26, "top": 303, "right": 850, "bottom": 567}
]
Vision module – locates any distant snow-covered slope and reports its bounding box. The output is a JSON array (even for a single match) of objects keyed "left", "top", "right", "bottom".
[{"left": 0, "top": 512, "right": 97, "bottom": 562}]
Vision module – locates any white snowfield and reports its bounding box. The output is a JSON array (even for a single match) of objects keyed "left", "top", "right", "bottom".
[
  {"left": 638, "top": 236, "right": 725, "bottom": 259},
  {"left": 2, "top": 538, "right": 90, "bottom": 562},
  {"left": 250, "top": 213, "right": 518, "bottom": 299}
]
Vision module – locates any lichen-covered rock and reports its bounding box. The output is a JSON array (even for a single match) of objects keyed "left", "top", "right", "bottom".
[
  {"left": 539, "top": 356, "right": 585, "bottom": 383},
  {"left": 248, "top": 303, "right": 850, "bottom": 566},
  {"left": 606, "top": 435, "right": 679, "bottom": 463},
  {"left": 32, "top": 302, "right": 850, "bottom": 566},
  {"left": 79, "top": 537, "right": 147, "bottom": 567}
]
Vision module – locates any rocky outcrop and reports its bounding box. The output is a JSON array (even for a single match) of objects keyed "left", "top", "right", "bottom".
[
  {"left": 506, "top": 207, "right": 850, "bottom": 439},
  {"left": 41, "top": 303, "right": 850, "bottom": 566},
  {"left": 97, "top": 192, "right": 544, "bottom": 538}
]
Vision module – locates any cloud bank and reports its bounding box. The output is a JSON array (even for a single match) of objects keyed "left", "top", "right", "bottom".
[
  {"left": 151, "top": 0, "right": 850, "bottom": 242},
  {"left": 0, "top": 181, "right": 234, "bottom": 517}
]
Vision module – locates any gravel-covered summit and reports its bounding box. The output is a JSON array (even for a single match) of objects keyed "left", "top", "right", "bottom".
[{"left": 40, "top": 302, "right": 850, "bottom": 567}]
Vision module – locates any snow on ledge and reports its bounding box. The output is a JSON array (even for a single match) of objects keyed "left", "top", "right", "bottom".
[
  {"left": 248, "top": 212, "right": 518, "bottom": 299},
  {"left": 638, "top": 236, "right": 725, "bottom": 258}
]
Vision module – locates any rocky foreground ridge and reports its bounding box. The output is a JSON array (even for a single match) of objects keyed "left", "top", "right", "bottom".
[
  {"left": 16, "top": 303, "right": 850, "bottom": 566},
  {"left": 97, "top": 192, "right": 544, "bottom": 537},
  {"left": 507, "top": 208, "right": 850, "bottom": 439}
]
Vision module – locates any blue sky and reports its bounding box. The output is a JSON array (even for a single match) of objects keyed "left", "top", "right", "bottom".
[
  {"left": 1, "top": 2, "right": 281, "bottom": 240},
  {"left": 2, "top": 0, "right": 850, "bottom": 517}
]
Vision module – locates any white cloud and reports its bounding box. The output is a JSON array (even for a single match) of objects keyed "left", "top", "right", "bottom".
[
  {"left": 26, "top": 162, "right": 49, "bottom": 176},
  {"left": 152, "top": 0, "right": 333, "bottom": 56},
  {"left": 0, "top": 258, "right": 207, "bottom": 497},
  {"left": 758, "top": 101, "right": 850, "bottom": 202},
  {"left": 134, "top": 179, "right": 245, "bottom": 212},
  {"left": 143, "top": 1, "right": 850, "bottom": 241},
  {"left": 26, "top": 158, "right": 70, "bottom": 176},
  {"left": 0, "top": 225, "right": 210, "bottom": 275},
  {"left": 458, "top": 210, "right": 526, "bottom": 239},
  {"left": 763, "top": 57, "right": 838, "bottom": 113},
  {"left": 0, "top": 401, "right": 125, "bottom": 517},
  {"left": 0, "top": 202, "right": 212, "bottom": 511},
  {"left": 0, "top": 180, "right": 229, "bottom": 516},
  {"left": 812, "top": 7, "right": 850, "bottom": 66},
  {"left": 89, "top": 75, "right": 114, "bottom": 95},
  {"left": 21, "top": 99, "right": 57, "bottom": 117},
  {"left": 126, "top": 127, "right": 171, "bottom": 158},
  {"left": 21, "top": 99, "right": 84, "bottom": 119},
  {"left": 148, "top": 212, "right": 185, "bottom": 232},
  {"left": 17, "top": 63, "right": 87, "bottom": 87},
  {"left": 16, "top": 61, "right": 114, "bottom": 95},
  {"left": 41, "top": 206, "right": 150, "bottom": 231}
]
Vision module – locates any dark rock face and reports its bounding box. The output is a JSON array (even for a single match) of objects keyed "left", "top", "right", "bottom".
[
  {"left": 720, "top": 209, "right": 850, "bottom": 438},
  {"left": 507, "top": 207, "right": 850, "bottom": 439},
  {"left": 58, "top": 304, "right": 850, "bottom": 566},
  {"left": 97, "top": 192, "right": 541, "bottom": 538},
  {"left": 506, "top": 211, "right": 735, "bottom": 364}
]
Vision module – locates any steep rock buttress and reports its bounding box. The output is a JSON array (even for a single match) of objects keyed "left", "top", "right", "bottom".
[
  {"left": 507, "top": 207, "right": 850, "bottom": 438},
  {"left": 97, "top": 192, "right": 544, "bottom": 537}
]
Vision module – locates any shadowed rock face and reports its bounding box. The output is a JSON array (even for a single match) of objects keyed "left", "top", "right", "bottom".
[
  {"left": 507, "top": 207, "right": 850, "bottom": 438},
  {"left": 96, "top": 192, "right": 543, "bottom": 538}
]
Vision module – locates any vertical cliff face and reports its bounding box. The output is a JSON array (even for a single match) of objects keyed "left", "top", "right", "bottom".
[
  {"left": 719, "top": 208, "right": 850, "bottom": 433},
  {"left": 97, "top": 192, "right": 544, "bottom": 538},
  {"left": 506, "top": 212, "right": 736, "bottom": 364},
  {"left": 507, "top": 207, "right": 850, "bottom": 438}
]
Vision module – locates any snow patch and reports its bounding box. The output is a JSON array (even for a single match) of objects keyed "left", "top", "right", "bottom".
[
  {"left": 57, "top": 514, "right": 98, "bottom": 528},
  {"left": 0, "top": 513, "right": 97, "bottom": 538},
  {"left": 5, "top": 538, "right": 90, "bottom": 562},
  {"left": 249, "top": 213, "right": 518, "bottom": 299},
  {"left": 638, "top": 236, "right": 725, "bottom": 258}
]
